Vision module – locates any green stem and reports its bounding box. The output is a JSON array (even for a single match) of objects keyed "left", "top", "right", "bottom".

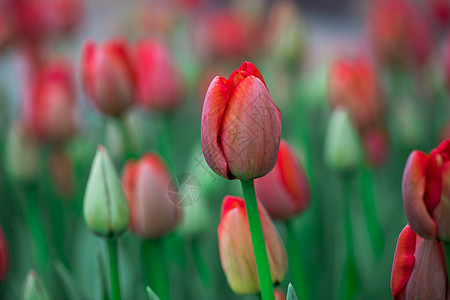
[
  {"left": 141, "top": 238, "right": 169, "bottom": 300},
  {"left": 158, "top": 113, "right": 174, "bottom": 172},
  {"left": 285, "top": 220, "right": 307, "bottom": 300},
  {"left": 360, "top": 168, "right": 384, "bottom": 260},
  {"left": 240, "top": 179, "right": 275, "bottom": 300},
  {"left": 443, "top": 241, "right": 450, "bottom": 287},
  {"left": 191, "top": 238, "right": 211, "bottom": 287},
  {"left": 106, "top": 238, "right": 121, "bottom": 300},
  {"left": 340, "top": 175, "right": 359, "bottom": 300},
  {"left": 116, "top": 117, "right": 136, "bottom": 160}
]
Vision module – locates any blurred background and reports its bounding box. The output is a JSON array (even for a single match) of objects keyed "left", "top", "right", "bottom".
[{"left": 0, "top": 0, "right": 448, "bottom": 299}]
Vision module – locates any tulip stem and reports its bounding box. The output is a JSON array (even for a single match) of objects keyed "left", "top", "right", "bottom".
[
  {"left": 340, "top": 175, "right": 359, "bottom": 300},
  {"left": 240, "top": 179, "right": 275, "bottom": 300},
  {"left": 191, "top": 238, "right": 211, "bottom": 287},
  {"left": 106, "top": 238, "right": 121, "bottom": 300},
  {"left": 141, "top": 238, "right": 169, "bottom": 300},
  {"left": 117, "top": 117, "right": 136, "bottom": 160},
  {"left": 285, "top": 220, "right": 307, "bottom": 300},
  {"left": 360, "top": 167, "right": 384, "bottom": 260},
  {"left": 159, "top": 113, "right": 174, "bottom": 172},
  {"left": 443, "top": 241, "right": 450, "bottom": 287}
]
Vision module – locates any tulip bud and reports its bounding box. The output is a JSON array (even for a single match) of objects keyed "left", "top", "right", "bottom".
[
  {"left": 391, "top": 224, "right": 449, "bottom": 299},
  {"left": 324, "top": 109, "right": 362, "bottom": 172},
  {"left": 255, "top": 140, "right": 310, "bottom": 220},
  {"left": 201, "top": 61, "right": 282, "bottom": 180},
  {"left": 23, "top": 271, "right": 51, "bottom": 300},
  {"left": 361, "top": 125, "right": 390, "bottom": 168},
  {"left": 22, "top": 58, "right": 78, "bottom": 144},
  {"left": 48, "top": 148, "right": 74, "bottom": 198},
  {"left": 402, "top": 140, "right": 450, "bottom": 241},
  {"left": 136, "top": 40, "right": 184, "bottom": 112},
  {"left": 122, "top": 153, "right": 181, "bottom": 239},
  {"left": 83, "top": 145, "right": 129, "bottom": 237},
  {"left": 428, "top": 0, "right": 450, "bottom": 29},
  {"left": 274, "top": 289, "right": 286, "bottom": 300},
  {"left": 82, "top": 39, "right": 136, "bottom": 117},
  {"left": 328, "top": 57, "right": 385, "bottom": 131},
  {"left": 4, "top": 123, "right": 40, "bottom": 184},
  {"left": 0, "top": 227, "right": 9, "bottom": 282},
  {"left": 218, "top": 195, "right": 287, "bottom": 294},
  {"left": 367, "top": 0, "right": 433, "bottom": 68}
]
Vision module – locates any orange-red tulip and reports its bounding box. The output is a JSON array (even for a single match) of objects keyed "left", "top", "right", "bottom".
[
  {"left": 255, "top": 140, "right": 310, "bottom": 220},
  {"left": 122, "top": 153, "right": 181, "bottom": 239},
  {"left": 82, "top": 39, "right": 136, "bottom": 117},
  {"left": 0, "top": 227, "right": 9, "bottom": 282},
  {"left": 328, "top": 57, "right": 385, "bottom": 131},
  {"left": 201, "top": 61, "right": 281, "bottom": 180},
  {"left": 402, "top": 140, "right": 450, "bottom": 241},
  {"left": 391, "top": 224, "right": 449, "bottom": 299},
  {"left": 135, "top": 40, "right": 184, "bottom": 112},
  {"left": 22, "top": 58, "right": 77, "bottom": 144},
  {"left": 367, "top": 0, "right": 433, "bottom": 68},
  {"left": 218, "top": 195, "right": 287, "bottom": 294}
]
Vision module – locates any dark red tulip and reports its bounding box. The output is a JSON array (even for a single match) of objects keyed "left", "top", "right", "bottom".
[
  {"left": 255, "top": 140, "right": 310, "bottom": 220},
  {"left": 22, "top": 58, "right": 77, "bottom": 144},
  {"left": 361, "top": 125, "right": 390, "bottom": 168},
  {"left": 402, "top": 140, "right": 450, "bottom": 241},
  {"left": 428, "top": 0, "right": 450, "bottom": 29},
  {"left": 201, "top": 61, "right": 281, "bottom": 180},
  {"left": 391, "top": 224, "right": 449, "bottom": 299},
  {"left": 443, "top": 34, "right": 450, "bottom": 91},
  {"left": 0, "top": 227, "right": 9, "bottom": 282},
  {"left": 82, "top": 39, "right": 136, "bottom": 117},
  {"left": 135, "top": 40, "right": 184, "bottom": 112}
]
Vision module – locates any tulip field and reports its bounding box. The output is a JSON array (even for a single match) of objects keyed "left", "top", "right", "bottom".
[{"left": 0, "top": 0, "right": 450, "bottom": 299}]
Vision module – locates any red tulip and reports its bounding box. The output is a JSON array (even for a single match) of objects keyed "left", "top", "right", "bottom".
[
  {"left": 443, "top": 34, "right": 450, "bottom": 91},
  {"left": 135, "top": 40, "right": 184, "bottom": 112},
  {"left": 361, "top": 125, "right": 390, "bottom": 168},
  {"left": 367, "top": 0, "right": 433, "bottom": 68},
  {"left": 82, "top": 39, "right": 136, "bottom": 117},
  {"left": 201, "top": 61, "right": 281, "bottom": 180},
  {"left": 328, "top": 57, "right": 386, "bottom": 131},
  {"left": 22, "top": 58, "right": 77, "bottom": 144},
  {"left": 122, "top": 153, "right": 181, "bottom": 239},
  {"left": 218, "top": 195, "right": 287, "bottom": 294},
  {"left": 402, "top": 140, "right": 450, "bottom": 241},
  {"left": 254, "top": 140, "right": 310, "bottom": 220},
  {"left": 0, "top": 227, "right": 9, "bottom": 282},
  {"left": 391, "top": 224, "right": 448, "bottom": 299},
  {"left": 428, "top": 0, "right": 450, "bottom": 29}
]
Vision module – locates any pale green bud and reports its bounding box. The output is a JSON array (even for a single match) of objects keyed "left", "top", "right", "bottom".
[{"left": 23, "top": 271, "right": 51, "bottom": 300}]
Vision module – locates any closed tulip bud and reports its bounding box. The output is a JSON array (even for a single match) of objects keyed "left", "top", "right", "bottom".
[
  {"left": 23, "top": 59, "right": 78, "bottom": 144},
  {"left": 0, "top": 227, "right": 9, "bottom": 282},
  {"left": 23, "top": 271, "right": 50, "bottom": 300},
  {"left": 402, "top": 140, "right": 450, "bottom": 241},
  {"left": 255, "top": 140, "right": 310, "bottom": 220},
  {"left": 136, "top": 40, "right": 184, "bottom": 112},
  {"left": 83, "top": 145, "right": 129, "bottom": 237},
  {"left": 5, "top": 123, "right": 40, "bottom": 184},
  {"left": 367, "top": 0, "right": 433, "bottom": 68},
  {"left": 328, "top": 57, "right": 385, "bottom": 131},
  {"left": 48, "top": 148, "right": 74, "bottom": 198},
  {"left": 122, "top": 153, "right": 181, "bottom": 239},
  {"left": 274, "top": 289, "right": 286, "bottom": 300},
  {"left": 324, "top": 109, "right": 362, "bottom": 172},
  {"left": 361, "top": 125, "right": 390, "bottom": 168},
  {"left": 82, "top": 39, "right": 136, "bottom": 117},
  {"left": 201, "top": 61, "right": 281, "bottom": 180},
  {"left": 391, "top": 224, "right": 449, "bottom": 299},
  {"left": 218, "top": 195, "right": 287, "bottom": 294}
]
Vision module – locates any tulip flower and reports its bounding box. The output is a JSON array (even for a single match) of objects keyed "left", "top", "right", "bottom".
[
  {"left": 22, "top": 58, "right": 78, "bottom": 144},
  {"left": 391, "top": 224, "right": 449, "bottom": 299},
  {"left": 82, "top": 39, "right": 136, "bottom": 117},
  {"left": 218, "top": 195, "right": 287, "bottom": 295},
  {"left": 84, "top": 145, "right": 129, "bottom": 237},
  {"left": 254, "top": 140, "right": 310, "bottom": 220},
  {"left": 0, "top": 227, "right": 9, "bottom": 282},
  {"left": 361, "top": 125, "right": 390, "bottom": 169},
  {"left": 23, "top": 271, "right": 50, "bottom": 300},
  {"left": 324, "top": 109, "right": 362, "bottom": 172},
  {"left": 401, "top": 140, "right": 450, "bottom": 241},
  {"left": 428, "top": 0, "right": 450, "bottom": 29},
  {"left": 135, "top": 40, "right": 184, "bottom": 112},
  {"left": 367, "top": 0, "right": 432, "bottom": 68},
  {"left": 121, "top": 153, "right": 181, "bottom": 239},
  {"left": 201, "top": 61, "right": 281, "bottom": 180},
  {"left": 328, "top": 57, "right": 386, "bottom": 132}
]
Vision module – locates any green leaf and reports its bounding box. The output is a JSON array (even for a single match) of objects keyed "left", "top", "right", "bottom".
[
  {"left": 54, "top": 261, "right": 89, "bottom": 300},
  {"left": 146, "top": 286, "right": 161, "bottom": 300}
]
